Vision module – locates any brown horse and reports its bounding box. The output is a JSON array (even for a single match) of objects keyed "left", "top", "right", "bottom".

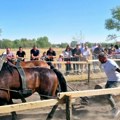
[
  {"left": 14, "top": 60, "right": 50, "bottom": 68},
  {"left": 0, "top": 61, "right": 67, "bottom": 120}
]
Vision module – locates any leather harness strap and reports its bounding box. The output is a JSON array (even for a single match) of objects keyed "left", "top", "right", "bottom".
[{"left": 16, "top": 60, "right": 27, "bottom": 90}]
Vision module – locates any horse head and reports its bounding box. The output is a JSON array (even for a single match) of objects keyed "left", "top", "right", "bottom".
[{"left": 0, "top": 52, "right": 7, "bottom": 71}]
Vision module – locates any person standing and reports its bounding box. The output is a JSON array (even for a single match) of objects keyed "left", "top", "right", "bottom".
[
  {"left": 93, "top": 44, "right": 104, "bottom": 72},
  {"left": 63, "top": 45, "right": 72, "bottom": 75},
  {"left": 30, "top": 45, "right": 40, "bottom": 60},
  {"left": 40, "top": 51, "right": 47, "bottom": 61},
  {"left": 57, "top": 54, "right": 63, "bottom": 70},
  {"left": 82, "top": 45, "right": 91, "bottom": 72},
  {"left": 6, "top": 47, "right": 15, "bottom": 63},
  {"left": 98, "top": 52, "right": 120, "bottom": 116},
  {"left": 46, "top": 47, "right": 56, "bottom": 67},
  {"left": 72, "top": 44, "right": 82, "bottom": 74},
  {"left": 46, "top": 47, "right": 56, "bottom": 61},
  {"left": 16, "top": 46, "right": 26, "bottom": 61}
]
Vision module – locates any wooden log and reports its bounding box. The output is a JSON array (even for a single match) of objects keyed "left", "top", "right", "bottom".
[
  {"left": 94, "top": 82, "right": 120, "bottom": 104},
  {"left": 94, "top": 82, "right": 105, "bottom": 89},
  {"left": 58, "top": 87, "right": 120, "bottom": 99},
  {"left": 94, "top": 82, "right": 120, "bottom": 96}
]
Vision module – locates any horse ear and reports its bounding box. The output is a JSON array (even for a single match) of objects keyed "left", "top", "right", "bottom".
[{"left": 1, "top": 52, "right": 7, "bottom": 62}]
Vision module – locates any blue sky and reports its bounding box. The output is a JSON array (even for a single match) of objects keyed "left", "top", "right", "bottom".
[{"left": 0, "top": 0, "right": 120, "bottom": 44}]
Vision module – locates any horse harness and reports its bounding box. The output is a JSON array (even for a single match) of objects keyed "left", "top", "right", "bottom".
[{"left": 16, "top": 60, "right": 32, "bottom": 95}]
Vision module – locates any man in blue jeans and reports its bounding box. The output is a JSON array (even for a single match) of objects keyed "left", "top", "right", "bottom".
[{"left": 98, "top": 52, "right": 120, "bottom": 117}]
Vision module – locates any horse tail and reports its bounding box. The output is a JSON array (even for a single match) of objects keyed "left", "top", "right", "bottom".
[
  {"left": 47, "top": 61, "right": 67, "bottom": 92},
  {"left": 52, "top": 68, "right": 67, "bottom": 92}
]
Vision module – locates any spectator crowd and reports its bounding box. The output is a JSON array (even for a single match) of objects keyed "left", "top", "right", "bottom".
[{"left": 4, "top": 43, "right": 120, "bottom": 75}]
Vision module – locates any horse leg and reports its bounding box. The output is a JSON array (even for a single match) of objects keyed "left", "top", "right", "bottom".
[
  {"left": 20, "top": 97, "right": 26, "bottom": 103},
  {"left": 8, "top": 99, "right": 17, "bottom": 120},
  {"left": 37, "top": 91, "right": 58, "bottom": 120},
  {"left": 18, "top": 91, "right": 26, "bottom": 103},
  {"left": 46, "top": 105, "right": 58, "bottom": 120}
]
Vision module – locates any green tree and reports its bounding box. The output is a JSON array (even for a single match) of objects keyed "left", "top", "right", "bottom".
[
  {"left": 59, "top": 43, "right": 68, "bottom": 48},
  {"left": 13, "top": 39, "right": 21, "bottom": 48},
  {"left": 2, "top": 39, "right": 13, "bottom": 48},
  {"left": 105, "top": 6, "right": 120, "bottom": 31},
  {"left": 36, "top": 36, "right": 51, "bottom": 48},
  {"left": 70, "top": 41, "right": 77, "bottom": 47}
]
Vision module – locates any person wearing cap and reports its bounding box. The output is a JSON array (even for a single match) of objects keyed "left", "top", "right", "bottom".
[
  {"left": 93, "top": 44, "right": 104, "bottom": 72},
  {"left": 98, "top": 52, "right": 120, "bottom": 116}
]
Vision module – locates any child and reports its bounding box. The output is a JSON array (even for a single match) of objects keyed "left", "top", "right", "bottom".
[
  {"left": 41, "top": 51, "right": 47, "bottom": 61},
  {"left": 57, "top": 54, "right": 63, "bottom": 69}
]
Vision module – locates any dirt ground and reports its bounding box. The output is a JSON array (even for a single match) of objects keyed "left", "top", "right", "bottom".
[{"left": 0, "top": 78, "right": 120, "bottom": 120}]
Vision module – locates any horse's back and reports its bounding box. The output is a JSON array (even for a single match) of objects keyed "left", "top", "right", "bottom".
[{"left": 20, "top": 60, "right": 50, "bottom": 68}]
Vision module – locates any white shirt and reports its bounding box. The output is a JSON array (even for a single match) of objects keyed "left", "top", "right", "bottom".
[
  {"left": 82, "top": 49, "right": 91, "bottom": 59},
  {"left": 102, "top": 59, "right": 120, "bottom": 81},
  {"left": 63, "top": 50, "right": 72, "bottom": 58}
]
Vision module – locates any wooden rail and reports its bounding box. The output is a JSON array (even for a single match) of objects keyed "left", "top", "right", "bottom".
[
  {"left": 0, "top": 87, "right": 120, "bottom": 114},
  {"left": 0, "top": 99, "right": 58, "bottom": 114},
  {"left": 58, "top": 87, "right": 120, "bottom": 99}
]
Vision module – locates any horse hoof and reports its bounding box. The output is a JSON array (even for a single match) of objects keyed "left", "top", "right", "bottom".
[
  {"left": 46, "top": 115, "right": 53, "bottom": 120},
  {"left": 12, "top": 116, "right": 17, "bottom": 120}
]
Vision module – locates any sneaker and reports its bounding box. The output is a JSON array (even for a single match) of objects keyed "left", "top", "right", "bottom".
[{"left": 111, "top": 108, "right": 120, "bottom": 118}]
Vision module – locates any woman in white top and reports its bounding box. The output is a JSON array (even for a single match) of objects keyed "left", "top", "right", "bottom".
[
  {"left": 98, "top": 52, "right": 120, "bottom": 116},
  {"left": 82, "top": 45, "right": 91, "bottom": 72},
  {"left": 63, "top": 45, "right": 72, "bottom": 75}
]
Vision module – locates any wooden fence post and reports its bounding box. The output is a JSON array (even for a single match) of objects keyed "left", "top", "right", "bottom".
[
  {"left": 88, "top": 63, "right": 91, "bottom": 83},
  {"left": 65, "top": 95, "right": 72, "bottom": 120}
]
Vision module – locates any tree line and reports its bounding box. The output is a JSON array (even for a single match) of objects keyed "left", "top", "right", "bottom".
[{"left": 0, "top": 36, "right": 115, "bottom": 49}]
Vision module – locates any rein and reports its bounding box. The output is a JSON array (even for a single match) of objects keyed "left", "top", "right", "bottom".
[
  {"left": 38, "top": 94, "right": 57, "bottom": 99},
  {"left": 0, "top": 88, "right": 20, "bottom": 93},
  {"left": 0, "top": 88, "right": 57, "bottom": 99}
]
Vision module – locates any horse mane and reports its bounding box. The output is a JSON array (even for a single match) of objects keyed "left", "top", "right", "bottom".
[{"left": 2, "top": 62, "right": 15, "bottom": 74}]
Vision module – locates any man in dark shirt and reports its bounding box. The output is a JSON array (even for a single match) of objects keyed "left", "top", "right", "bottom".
[
  {"left": 46, "top": 47, "right": 56, "bottom": 61},
  {"left": 16, "top": 47, "right": 26, "bottom": 61},
  {"left": 30, "top": 46, "right": 40, "bottom": 60},
  {"left": 72, "top": 44, "right": 82, "bottom": 74}
]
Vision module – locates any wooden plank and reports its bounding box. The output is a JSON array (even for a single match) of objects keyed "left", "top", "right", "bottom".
[
  {"left": 52, "top": 61, "right": 88, "bottom": 64},
  {"left": 58, "top": 87, "right": 120, "bottom": 99},
  {"left": 0, "top": 99, "right": 58, "bottom": 114}
]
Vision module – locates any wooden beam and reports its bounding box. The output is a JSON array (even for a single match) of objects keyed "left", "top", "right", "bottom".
[
  {"left": 58, "top": 87, "right": 120, "bottom": 99},
  {"left": 0, "top": 99, "right": 58, "bottom": 114}
]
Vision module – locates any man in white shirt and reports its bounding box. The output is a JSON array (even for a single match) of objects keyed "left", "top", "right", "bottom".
[{"left": 98, "top": 52, "right": 120, "bottom": 116}]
